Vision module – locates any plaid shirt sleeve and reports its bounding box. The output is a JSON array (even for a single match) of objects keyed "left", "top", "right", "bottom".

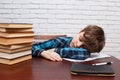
[
  {"left": 32, "top": 39, "right": 58, "bottom": 57},
  {"left": 54, "top": 47, "right": 90, "bottom": 60},
  {"left": 32, "top": 37, "right": 70, "bottom": 57}
]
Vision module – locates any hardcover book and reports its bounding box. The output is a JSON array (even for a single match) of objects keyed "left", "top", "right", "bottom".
[
  {"left": 0, "top": 43, "right": 32, "bottom": 49},
  {"left": 0, "top": 28, "right": 33, "bottom": 32},
  {"left": 0, "top": 32, "right": 34, "bottom": 38},
  {"left": 71, "top": 63, "right": 115, "bottom": 76},
  {"left": 0, "top": 50, "right": 31, "bottom": 59},
  {"left": 0, "top": 23, "right": 32, "bottom": 28},
  {"left": 0, "top": 54, "right": 32, "bottom": 65},
  {"left": 0, "top": 36, "right": 34, "bottom": 45},
  {"left": 0, "top": 46, "right": 32, "bottom": 53}
]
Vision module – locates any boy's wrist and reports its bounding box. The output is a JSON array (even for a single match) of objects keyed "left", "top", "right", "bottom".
[
  {"left": 46, "top": 49, "right": 55, "bottom": 52},
  {"left": 41, "top": 51, "right": 47, "bottom": 56}
]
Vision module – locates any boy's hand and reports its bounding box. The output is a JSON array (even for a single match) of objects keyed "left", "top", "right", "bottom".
[{"left": 41, "top": 49, "right": 62, "bottom": 61}]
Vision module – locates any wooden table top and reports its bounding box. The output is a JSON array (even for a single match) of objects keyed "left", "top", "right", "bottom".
[{"left": 0, "top": 56, "right": 120, "bottom": 80}]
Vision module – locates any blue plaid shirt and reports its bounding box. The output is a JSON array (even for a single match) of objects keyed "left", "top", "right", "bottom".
[{"left": 32, "top": 37, "right": 90, "bottom": 60}]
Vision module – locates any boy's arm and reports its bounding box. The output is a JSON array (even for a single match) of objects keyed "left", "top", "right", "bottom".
[
  {"left": 40, "top": 48, "right": 90, "bottom": 61},
  {"left": 54, "top": 47, "right": 90, "bottom": 60},
  {"left": 41, "top": 49, "right": 62, "bottom": 61},
  {"left": 32, "top": 37, "right": 67, "bottom": 57},
  {"left": 32, "top": 39, "right": 59, "bottom": 57}
]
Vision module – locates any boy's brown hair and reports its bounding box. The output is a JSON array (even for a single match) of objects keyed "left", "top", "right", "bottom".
[{"left": 81, "top": 25, "right": 105, "bottom": 53}]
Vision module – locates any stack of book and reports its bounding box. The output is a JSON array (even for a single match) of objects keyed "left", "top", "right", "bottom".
[{"left": 0, "top": 23, "right": 34, "bottom": 65}]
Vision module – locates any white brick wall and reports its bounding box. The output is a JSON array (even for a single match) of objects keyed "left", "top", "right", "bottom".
[{"left": 0, "top": 0, "right": 120, "bottom": 59}]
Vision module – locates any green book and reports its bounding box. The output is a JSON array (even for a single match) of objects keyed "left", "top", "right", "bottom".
[{"left": 71, "top": 63, "right": 115, "bottom": 76}]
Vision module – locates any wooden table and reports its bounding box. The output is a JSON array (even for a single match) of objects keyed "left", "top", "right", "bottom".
[{"left": 0, "top": 56, "right": 120, "bottom": 80}]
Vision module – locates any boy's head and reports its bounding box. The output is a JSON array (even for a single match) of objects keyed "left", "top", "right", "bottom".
[{"left": 70, "top": 25, "right": 105, "bottom": 53}]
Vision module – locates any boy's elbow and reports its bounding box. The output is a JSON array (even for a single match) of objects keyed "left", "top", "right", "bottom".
[
  {"left": 31, "top": 47, "right": 44, "bottom": 57},
  {"left": 31, "top": 44, "right": 40, "bottom": 57},
  {"left": 31, "top": 46, "right": 39, "bottom": 57},
  {"left": 31, "top": 50, "right": 37, "bottom": 57}
]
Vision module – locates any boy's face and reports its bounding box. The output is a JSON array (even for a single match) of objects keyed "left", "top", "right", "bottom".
[{"left": 70, "top": 32, "right": 84, "bottom": 48}]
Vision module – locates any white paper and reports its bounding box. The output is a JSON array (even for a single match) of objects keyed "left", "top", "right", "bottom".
[{"left": 63, "top": 53, "right": 111, "bottom": 62}]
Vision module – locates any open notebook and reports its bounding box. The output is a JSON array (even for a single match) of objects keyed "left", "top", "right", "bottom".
[{"left": 63, "top": 53, "right": 111, "bottom": 62}]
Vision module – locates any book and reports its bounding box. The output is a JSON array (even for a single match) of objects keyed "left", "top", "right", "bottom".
[
  {"left": 0, "top": 46, "right": 32, "bottom": 53},
  {"left": 0, "top": 50, "right": 31, "bottom": 59},
  {"left": 0, "top": 43, "right": 32, "bottom": 49},
  {"left": 0, "top": 54, "right": 32, "bottom": 65},
  {"left": 0, "top": 23, "right": 32, "bottom": 28},
  {"left": 71, "top": 63, "right": 115, "bottom": 76},
  {"left": 0, "top": 32, "right": 34, "bottom": 38},
  {"left": 0, "top": 36, "right": 34, "bottom": 45},
  {"left": 0, "top": 28, "right": 33, "bottom": 32}
]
